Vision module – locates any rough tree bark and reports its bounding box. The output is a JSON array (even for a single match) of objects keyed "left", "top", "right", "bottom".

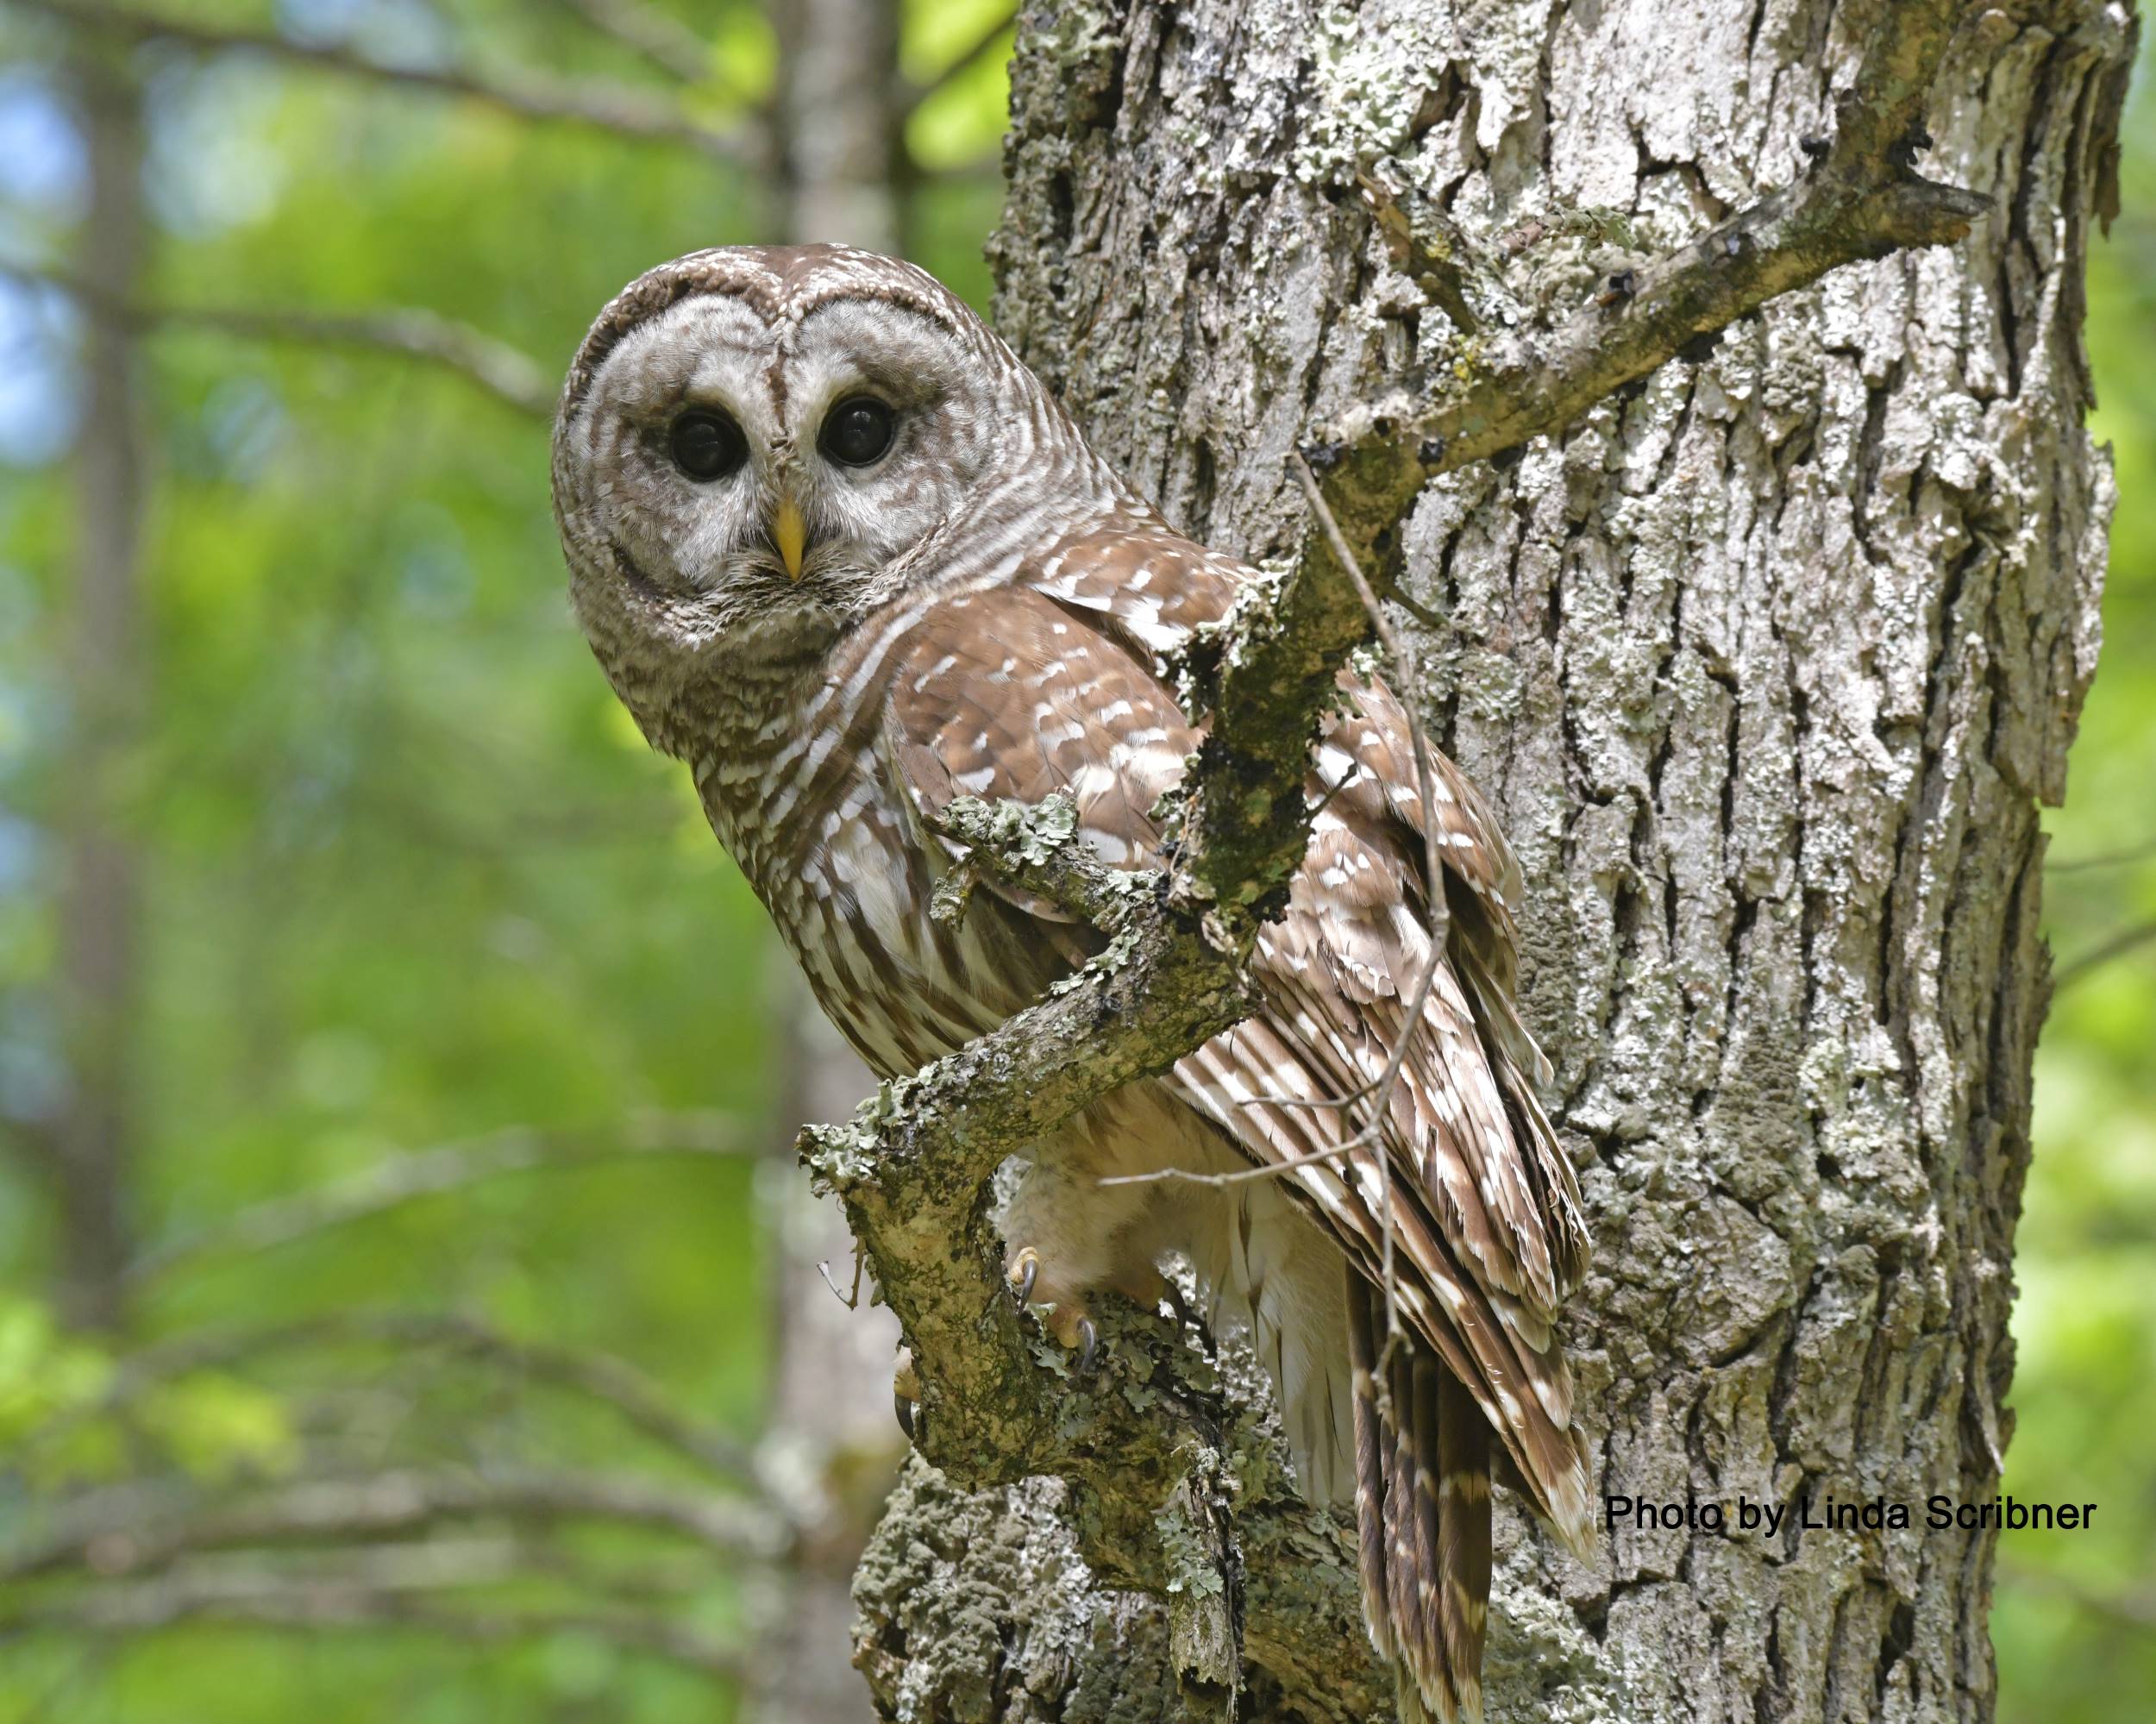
[{"left": 839, "top": 0, "right": 2133, "bottom": 1720}]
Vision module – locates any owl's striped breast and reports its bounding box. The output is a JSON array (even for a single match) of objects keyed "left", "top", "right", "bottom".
[{"left": 687, "top": 661, "right": 1047, "bottom": 1080}]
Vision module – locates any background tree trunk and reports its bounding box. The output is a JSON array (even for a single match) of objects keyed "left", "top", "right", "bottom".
[
  {"left": 850, "top": 0, "right": 2134, "bottom": 1719},
  {"left": 754, "top": 3, "right": 906, "bottom": 1719},
  {"left": 50, "top": 38, "right": 147, "bottom": 1335}
]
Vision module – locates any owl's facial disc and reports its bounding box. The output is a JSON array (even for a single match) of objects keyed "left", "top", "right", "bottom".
[{"left": 563, "top": 289, "right": 994, "bottom": 629}]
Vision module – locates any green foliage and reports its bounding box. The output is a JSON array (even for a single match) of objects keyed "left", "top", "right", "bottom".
[{"left": 0, "top": 1296, "right": 111, "bottom": 1456}]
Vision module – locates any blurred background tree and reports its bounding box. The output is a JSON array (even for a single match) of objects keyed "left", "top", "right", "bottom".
[{"left": 0, "top": 3, "right": 2144, "bottom": 1721}]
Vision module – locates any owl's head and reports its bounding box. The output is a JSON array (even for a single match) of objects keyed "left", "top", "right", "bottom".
[{"left": 553, "top": 245, "right": 1112, "bottom": 722}]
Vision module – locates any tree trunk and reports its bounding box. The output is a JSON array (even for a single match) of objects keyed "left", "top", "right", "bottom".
[
  {"left": 752, "top": 3, "right": 906, "bottom": 1719},
  {"left": 849, "top": 0, "right": 2133, "bottom": 1719},
  {"left": 51, "top": 40, "right": 148, "bottom": 1334}
]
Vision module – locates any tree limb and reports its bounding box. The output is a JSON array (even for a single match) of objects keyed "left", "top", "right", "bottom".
[
  {"left": 548, "top": 0, "right": 713, "bottom": 85},
  {"left": 17, "top": 0, "right": 758, "bottom": 163},
  {"left": 0, "top": 256, "right": 555, "bottom": 417},
  {"left": 796, "top": 0, "right": 1990, "bottom": 1702},
  {"left": 80, "top": 1310, "right": 761, "bottom": 1483},
  {"left": 0, "top": 1574, "right": 744, "bottom": 1680},
  {"left": 3, "top": 1467, "right": 792, "bottom": 1584},
  {"left": 1297, "top": 0, "right": 1989, "bottom": 575},
  {"left": 127, "top": 1112, "right": 749, "bottom": 1284}
]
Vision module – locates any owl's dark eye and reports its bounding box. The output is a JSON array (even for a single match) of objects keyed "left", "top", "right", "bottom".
[
  {"left": 819, "top": 397, "right": 895, "bottom": 467},
  {"left": 668, "top": 411, "right": 747, "bottom": 481}
]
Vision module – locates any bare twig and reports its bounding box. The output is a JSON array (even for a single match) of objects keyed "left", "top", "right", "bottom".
[
  {"left": 0, "top": 256, "right": 553, "bottom": 417},
  {"left": 1996, "top": 1558, "right": 2156, "bottom": 1632},
  {"left": 17, "top": 0, "right": 758, "bottom": 162},
  {"left": 817, "top": 1251, "right": 866, "bottom": 1310},
  {"left": 127, "top": 1113, "right": 749, "bottom": 1284},
  {"left": 2049, "top": 837, "right": 2156, "bottom": 873}
]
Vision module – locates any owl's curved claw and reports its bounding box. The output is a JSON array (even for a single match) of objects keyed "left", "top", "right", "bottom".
[
  {"left": 1012, "top": 1251, "right": 1038, "bottom": 1307},
  {"left": 893, "top": 1348, "right": 923, "bottom": 1446},
  {"left": 1162, "top": 1279, "right": 1216, "bottom": 1357},
  {"left": 1076, "top": 1316, "right": 1100, "bottom": 1376}
]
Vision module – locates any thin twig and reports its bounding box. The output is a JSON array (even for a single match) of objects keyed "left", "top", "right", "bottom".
[
  {"left": 817, "top": 1251, "right": 866, "bottom": 1310},
  {"left": 17, "top": 0, "right": 757, "bottom": 162},
  {"left": 1996, "top": 1558, "right": 2156, "bottom": 1631},
  {"left": 0, "top": 256, "right": 554, "bottom": 417},
  {"left": 126, "top": 1113, "right": 749, "bottom": 1284},
  {"left": 2049, "top": 837, "right": 2156, "bottom": 873}
]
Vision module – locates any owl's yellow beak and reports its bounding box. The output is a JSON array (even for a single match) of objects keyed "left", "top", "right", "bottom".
[{"left": 772, "top": 499, "right": 807, "bottom": 581}]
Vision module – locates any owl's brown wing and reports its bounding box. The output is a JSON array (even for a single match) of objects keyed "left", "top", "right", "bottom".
[
  {"left": 878, "top": 581, "right": 1194, "bottom": 889},
  {"left": 1169, "top": 677, "right": 1595, "bottom": 1542},
  {"left": 885, "top": 542, "right": 1592, "bottom": 1555}
]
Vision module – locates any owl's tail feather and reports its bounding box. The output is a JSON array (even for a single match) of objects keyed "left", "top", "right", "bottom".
[{"left": 1347, "top": 1273, "right": 1489, "bottom": 1724}]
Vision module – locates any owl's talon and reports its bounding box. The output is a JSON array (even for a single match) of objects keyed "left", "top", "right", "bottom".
[
  {"left": 1011, "top": 1250, "right": 1039, "bottom": 1307},
  {"left": 1162, "top": 1280, "right": 1216, "bottom": 1357},
  {"left": 1076, "top": 1316, "right": 1100, "bottom": 1376},
  {"left": 893, "top": 1348, "right": 923, "bottom": 1445}
]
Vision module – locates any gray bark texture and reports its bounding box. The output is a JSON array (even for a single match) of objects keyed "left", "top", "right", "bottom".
[{"left": 843, "top": 0, "right": 2136, "bottom": 1720}]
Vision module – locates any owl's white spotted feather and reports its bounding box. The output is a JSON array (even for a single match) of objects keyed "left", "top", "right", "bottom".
[{"left": 553, "top": 244, "right": 1592, "bottom": 1724}]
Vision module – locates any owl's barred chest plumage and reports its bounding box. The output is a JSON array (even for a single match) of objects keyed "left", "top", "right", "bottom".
[
  {"left": 553, "top": 243, "right": 1594, "bottom": 1724},
  {"left": 674, "top": 518, "right": 1176, "bottom": 1076}
]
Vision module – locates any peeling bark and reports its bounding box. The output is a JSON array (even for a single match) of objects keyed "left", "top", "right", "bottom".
[{"left": 843, "top": 0, "right": 2131, "bottom": 1717}]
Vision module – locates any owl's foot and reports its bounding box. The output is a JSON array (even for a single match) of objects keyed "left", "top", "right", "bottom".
[
  {"left": 893, "top": 1348, "right": 922, "bottom": 1445},
  {"left": 1006, "top": 1245, "right": 1097, "bottom": 1370},
  {"left": 1006, "top": 1246, "right": 1178, "bottom": 1376}
]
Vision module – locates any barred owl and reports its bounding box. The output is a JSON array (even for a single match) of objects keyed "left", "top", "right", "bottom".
[{"left": 552, "top": 244, "right": 1592, "bottom": 1723}]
